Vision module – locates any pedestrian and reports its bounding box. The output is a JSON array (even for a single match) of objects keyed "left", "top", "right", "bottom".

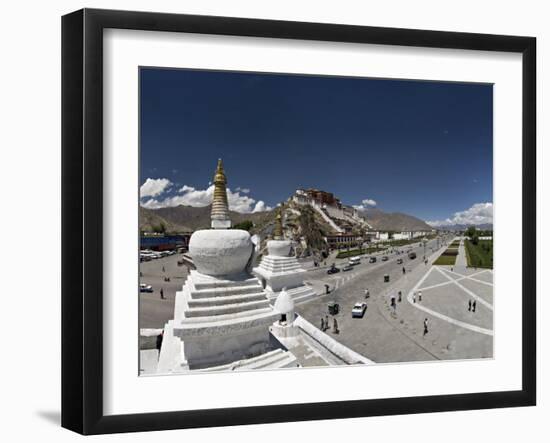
[
  {"left": 333, "top": 318, "right": 339, "bottom": 334},
  {"left": 160, "top": 288, "right": 164, "bottom": 299},
  {"left": 325, "top": 315, "right": 329, "bottom": 331},
  {"left": 320, "top": 318, "right": 325, "bottom": 331},
  {"left": 468, "top": 300, "right": 472, "bottom": 311},
  {"left": 156, "top": 330, "right": 164, "bottom": 359},
  {"left": 472, "top": 300, "right": 477, "bottom": 313},
  {"left": 402, "top": 267, "right": 406, "bottom": 274},
  {"left": 398, "top": 291, "right": 402, "bottom": 302},
  {"left": 325, "top": 284, "right": 330, "bottom": 295},
  {"left": 423, "top": 318, "right": 429, "bottom": 336},
  {"left": 364, "top": 288, "right": 370, "bottom": 298},
  {"left": 162, "top": 265, "right": 165, "bottom": 273},
  {"left": 451, "top": 267, "right": 453, "bottom": 272},
  {"left": 413, "top": 292, "right": 416, "bottom": 303},
  {"left": 418, "top": 291, "right": 422, "bottom": 302}
]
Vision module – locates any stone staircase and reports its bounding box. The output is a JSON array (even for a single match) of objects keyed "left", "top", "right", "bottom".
[
  {"left": 199, "top": 348, "right": 299, "bottom": 371},
  {"left": 174, "top": 270, "right": 278, "bottom": 333}
]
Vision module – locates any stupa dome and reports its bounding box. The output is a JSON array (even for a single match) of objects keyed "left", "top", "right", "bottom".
[
  {"left": 274, "top": 288, "right": 294, "bottom": 315},
  {"left": 267, "top": 239, "right": 292, "bottom": 257},
  {"left": 189, "top": 229, "right": 253, "bottom": 276}
]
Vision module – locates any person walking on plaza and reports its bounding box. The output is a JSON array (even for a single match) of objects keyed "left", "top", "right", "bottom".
[
  {"left": 412, "top": 292, "right": 416, "bottom": 303},
  {"left": 160, "top": 287, "right": 164, "bottom": 300},
  {"left": 320, "top": 318, "right": 325, "bottom": 331},
  {"left": 333, "top": 318, "right": 339, "bottom": 334},
  {"left": 472, "top": 300, "right": 477, "bottom": 313},
  {"left": 423, "top": 318, "right": 429, "bottom": 336},
  {"left": 325, "top": 284, "right": 330, "bottom": 295},
  {"left": 402, "top": 267, "right": 406, "bottom": 275},
  {"left": 325, "top": 315, "right": 329, "bottom": 331},
  {"left": 162, "top": 265, "right": 165, "bottom": 273},
  {"left": 418, "top": 291, "right": 422, "bottom": 303},
  {"left": 468, "top": 299, "right": 472, "bottom": 311},
  {"left": 398, "top": 291, "right": 402, "bottom": 302}
]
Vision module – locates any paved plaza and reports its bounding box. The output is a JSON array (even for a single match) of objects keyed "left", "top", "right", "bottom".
[{"left": 295, "top": 237, "right": 493, "bottom": 363}]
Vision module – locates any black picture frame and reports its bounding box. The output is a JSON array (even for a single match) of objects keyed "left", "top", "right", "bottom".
[{"left": 61, "top": 8, "right": 536, "bottom": 435}]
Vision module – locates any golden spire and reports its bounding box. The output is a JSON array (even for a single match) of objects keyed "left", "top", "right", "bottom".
[
  {"left": 210, "top": 158, "right": 231, "bottom": 229},
  {"left": 273, "top": 205, "right": 284, "bottom": 240}
]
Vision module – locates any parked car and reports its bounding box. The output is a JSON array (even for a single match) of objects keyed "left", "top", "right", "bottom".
[
  {"left": 381, "top": 256, "right": 389, "bottom": 261},
  {"left": 139, "top": 283, "right": 153, "bottom": 293},
  {"left": 397, "top": 258, "right": 403, "bottom": 264},
  {"left": 369, "top": 257, "right": 377, "bottom": 263},
  {"left": 352, "top": 302, "right": 367, "bottom": 318},
  {"left": 327, "top": 265, "right": 341, "bottom": 275},
  {"left": 342, "top": 264, "right": 353, "bottom": 272}
]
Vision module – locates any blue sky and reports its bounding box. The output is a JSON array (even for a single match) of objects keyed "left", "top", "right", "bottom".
[{"left": 140, "top": 68, "right": 493, "bottom": 226}]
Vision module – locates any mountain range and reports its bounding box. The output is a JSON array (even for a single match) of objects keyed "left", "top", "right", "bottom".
[{"left": 140, "top": 203, "right": 432, "bottom": 234}]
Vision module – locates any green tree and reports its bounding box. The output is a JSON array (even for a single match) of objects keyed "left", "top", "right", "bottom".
[
  {"left": 465, "top": 226, "right": 477, "bottom": 238},
  {"left": 233, "top": 220, "right": 254, "bottom": 231}
]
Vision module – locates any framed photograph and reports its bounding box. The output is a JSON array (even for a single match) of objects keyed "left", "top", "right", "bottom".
[{"left": 62, "top": 8, "right": 536, "bottom": 435}]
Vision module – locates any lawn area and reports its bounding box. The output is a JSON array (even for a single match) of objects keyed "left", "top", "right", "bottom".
[
  {"left": 336, "top": 246, "right": 387, "bottom": 258},
  {"left": 433, "top": 246, "right": 458, "bottom": 265},
  {"left": 433, "top": 255, "right": 457, "bottom": 265},
  {"left": 380, "top": 238, "right": 423, "bottom": 247},
  {"left": 465, "top": 239, "right": 493, "bottom": 269}
]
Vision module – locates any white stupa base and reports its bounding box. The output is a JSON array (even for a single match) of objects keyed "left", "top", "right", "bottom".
[
  {"left": 166, "top": 270, "right": 280, "bottom": 370},
  {"left": 253, "top": 255, "right": 318, "bottom": 304}
]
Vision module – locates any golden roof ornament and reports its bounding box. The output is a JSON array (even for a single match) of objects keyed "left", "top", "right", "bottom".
[
  {"left": 210, "top": 158, "right": 231, "bottom": 229},
  {"left": 273, "top": 205, "right": 284, "bottom": 240}
]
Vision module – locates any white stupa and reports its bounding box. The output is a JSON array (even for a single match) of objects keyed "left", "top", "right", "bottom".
[
  {"left": 253, "top": 207, "right": 317, "bottom": 304},
  {"left": 158, "top": 160, "right": 297, "bottom": 372}
]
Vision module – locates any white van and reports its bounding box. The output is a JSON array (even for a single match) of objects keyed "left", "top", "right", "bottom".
[{"left": 349, "top": 256, "right": 361, "bottom": 266}]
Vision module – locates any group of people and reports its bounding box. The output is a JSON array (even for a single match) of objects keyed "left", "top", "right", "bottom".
[
  {"left": 468, "top": 299, "right": 477, "bottom": 312},
  {"left": 412, "top": 290, "right": 422, "bottom": 303},
  {"left": 320, "top": 315, "right": 339, "bottom": 334}
]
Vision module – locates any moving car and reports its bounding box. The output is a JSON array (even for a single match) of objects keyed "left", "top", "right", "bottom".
[
  {"left": 352, "top": 302, "right": 367, "bottom": 318},
  {"left": 328, "top": 301, "right": 340, "bottom": 315},
  {"left": 327, "top": 265, "right": 341, "bottom": 275},
  {"left": 381, "top": 256, "right": 389, "bottom": 261},
  {"left": 342, "top": 264, "right": 353, "bottom": 272},
  {"left": 408, "top": 252, "right": 417, "bottom": 259},
  {"left": 349, "top": 256, "right": 361, "bottom": 266},
  {"left": 139, "top": 283, "right": 153, "bottom": 293},
  {"left": 369, "top": 257, "right": 377, "bottom": 263}
]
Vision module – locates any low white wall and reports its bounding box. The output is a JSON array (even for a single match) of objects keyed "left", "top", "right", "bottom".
[{"left": 294, "top": 315, "right": 374, "bottom": 365}]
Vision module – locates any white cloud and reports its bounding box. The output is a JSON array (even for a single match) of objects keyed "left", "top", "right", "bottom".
[
  {"left": 141, "top": 184, "right": 272, "bottom": 213},
  {"left": 252, "top": 200, "right": 271, "bottom": 213},
  {"left": 235, "top": 187, "right": 250, "bottom": 194},
  {"left": 427, "top": 202, "right": 493, "bottom": 227},
  {"left": 140, "top": 178, "right": 172, "bottom": 198},
  {"left": 353, "top": 198, "right": 377, "bottom": 211}
]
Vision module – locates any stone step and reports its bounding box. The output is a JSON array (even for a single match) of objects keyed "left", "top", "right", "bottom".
[
  {"left": 192, "top": 273, "right": 261, "bottom": 290},
  {"left": 246, "top": 350, "right": 298, "bottom": 370},
  {"left": 190, "top": 284, "right": 264, "bottom": 299},
  {"left": 257, "top": 263, "right": 303, "bottom": 272},
  {"left": 199, "top": 349, "right": 298, "bottom": 371},
  {"left": 178, "top": 307, "right": 276, "bottom": 327},
  {"left": 184, "top": 299, "right": 272, "bottom": 318},
  {"left": 187, "top": 292, "right": 268, "bottom": 308}
]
